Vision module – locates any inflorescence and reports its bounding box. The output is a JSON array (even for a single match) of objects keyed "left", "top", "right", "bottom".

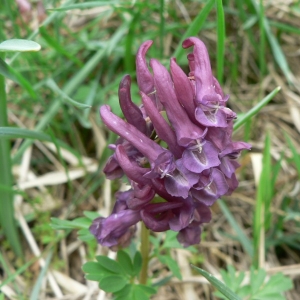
[{"left": 90, "top": 37, "right": 251, "bottom": 249}]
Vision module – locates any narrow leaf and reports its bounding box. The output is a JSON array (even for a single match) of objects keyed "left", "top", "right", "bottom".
[
  {"left": 233, "top": 87, "right": 281, "bottom": 131},
  {"left": 46, "top": 78, "right": 91, "bottom": 109},
  {"left": 216, "top": 0, "right": 225, "bottom": 84},
  {"left": 218, "top": 200, "right": 253, "bottom": 257},
  {"left": 191, "top": 265, "right": 242, "bottom": 300},
  {"left": 48, "top": 1, "right": 122, "bottom": 11},
  {"left": 0, "top": 58, "right": 36, "bottom": 98},
  {"left": 173, "top": 0, "right": 215, "bottom": 63}
]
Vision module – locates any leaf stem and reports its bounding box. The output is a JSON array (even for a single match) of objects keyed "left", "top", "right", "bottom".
[{"left": 139, "top": 222, "right": 150, "bottom": 284}]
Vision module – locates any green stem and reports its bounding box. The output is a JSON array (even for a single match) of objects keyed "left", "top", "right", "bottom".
[
  {"left": 139, "top": 222, "right": 150, "bottom": 285},
  {"left": 0, "top": 53, "right": 22, "bottom": 257}
]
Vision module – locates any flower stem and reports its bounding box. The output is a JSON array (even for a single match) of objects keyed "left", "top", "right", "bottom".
[{"left": 139, "top": 222, "right": 150, "bottom": 285}]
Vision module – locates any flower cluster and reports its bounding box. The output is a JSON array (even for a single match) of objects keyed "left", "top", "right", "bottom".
[{"left": 90, "top": 37, "right": 250, "bottom": 249}]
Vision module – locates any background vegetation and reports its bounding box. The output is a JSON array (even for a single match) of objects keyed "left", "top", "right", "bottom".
[{"left": 1, "top": 0, "right": 300, "bottom": 299}]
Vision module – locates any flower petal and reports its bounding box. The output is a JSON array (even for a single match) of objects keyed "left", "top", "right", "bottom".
[
  {"left": 177, "top": 224, "right": 202, "bottom": 247},
  {"left": 90, "top": 209, "right": 141, "bottom": 247},
  {"left": 169, "top": 196, "right": 194, "bottom": 231},
  {"left": 115, "top": 145, "right": 150, "bottom": 185},
  {"left": 100, "top": 105, "right": 164, "bottom": 162},
  {"left": 170, "top": 57, "right": 197, "bottom": 123},
  {"left": 150, "top": 58, "right": 204, "bottom": 146},
  {"left": 164, "top": 159, "right": 199, "bottom": 198},
  {"left": 183, "top": 141, "right": 221, "bottom": 173},
  {"left": 141, "top": 202, "right": 182, "bottom": 231},
  {"left": 118, "top": 75, "right": 148, "bottom": 134},
  {"left": 141, "top": 91, "right": 183, "bottom": 158},
  {"left": 191, "top": 168, "right": 228, "bottom": 205}
]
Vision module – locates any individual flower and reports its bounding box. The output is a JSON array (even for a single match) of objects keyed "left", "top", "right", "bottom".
[{"left": 90, "top": 37, "right": 251, "bottom": 249}]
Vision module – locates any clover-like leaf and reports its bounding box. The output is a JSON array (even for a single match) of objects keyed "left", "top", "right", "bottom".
[
  {"left": 0, "top": 39, "right": 41, "bottom": 52},
  {"left": 99, "top": 275, "right": 127, "bottom": 293}
]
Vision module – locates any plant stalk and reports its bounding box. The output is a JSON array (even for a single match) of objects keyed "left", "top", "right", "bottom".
[
  {"left": 139, "top": 222, "right": 150, "bottom": 284},
  {"left": 0, "top": 53, "right": 22, "bottom": 257}
]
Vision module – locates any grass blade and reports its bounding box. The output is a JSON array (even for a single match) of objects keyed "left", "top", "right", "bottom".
[
  {"left": 0, "top": 56, "right": 22, "bottom": 257},
  {"left": 0, "top": 58, "right": 36, "bottom": 99},
  {"left": 191, "top": 265, "right": 242, "bottom": 300},
  {"left": 173, "top": 0, "right": 215, "bottom": 63},
  {"left": 39, "top": 27, "right": 82, "bottom": 67},
  {"left": 30, "top": 252, "right": 53, "bottom": 300},
  {"left": 233, "top": 86, "right": 281, "bottom": 131},
  {"left": 258, "top": 0, "right": 266, "bottom": 77},
  {"left": 285, "top": 134, "right": 300, "bottom": 179},
  {"left": 250, "top": 0, "right": 295, "bottom": 84},
  {"left": 216, "top": 0, "right": 225, "bottom": 84},
  {"left": 48, "top": 1, "right": 123, "bottom": 11},
  {"left": 46, "top": 78, "right": 91, "bottom": 109},
  {"left": 218, "top": 200, "right": 253, "bottom": 257},
  {"left": 253, "top": 134, "right": 272, "bottom": 268}
]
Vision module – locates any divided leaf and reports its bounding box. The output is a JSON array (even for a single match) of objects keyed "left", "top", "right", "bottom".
[
  {"left": 117, "top": 250, "right": 134, "bottom": 276},
  {"left": 99, "top": 275, "right": 127, "bottom": 293}
]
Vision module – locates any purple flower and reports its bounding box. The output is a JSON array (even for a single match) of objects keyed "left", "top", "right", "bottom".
[{"left": 90, "top": 37, "right": 250, "bottom": 249}]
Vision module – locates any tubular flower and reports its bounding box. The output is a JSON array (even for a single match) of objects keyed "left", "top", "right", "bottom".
[{"left": 90, "top": 37, "right": 251, "bottom": 249}]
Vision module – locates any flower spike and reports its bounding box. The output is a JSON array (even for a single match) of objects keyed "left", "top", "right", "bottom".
[{"left": 90, "top": 37, "right": 251, "bottom": 249}]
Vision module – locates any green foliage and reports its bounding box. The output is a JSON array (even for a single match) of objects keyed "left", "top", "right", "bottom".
[
  {"left": 233, "top": 87, "right": 281, "bottom": 131},
  {"left": 82, "top": 250, "right": 156, "bottom": 299},
  {"left": 192, "top": 265, "right": 242, "bottom": 300},
  {"left": 218, "top": 200, "right": 254, "bottom": 258},
  {"left": 50, "top": 212, "right": 98, "bottom": 241},
  {"left": 213, "top": 266, "right": 293, "bottom": 300}
]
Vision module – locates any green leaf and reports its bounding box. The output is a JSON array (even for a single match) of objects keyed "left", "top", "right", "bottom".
[
  {"left": 85, "top": 273, "right": 105, "bottom": 282},
  {"left": 117, "top": 250, "right": 134, "bottom": 276},
  {"left": 158, "top": 255, "right": 182, "bottom": 280},
  {"left": 233, "top": 86, "right": 281, "bottom": 131},
  {"left": 218, "top": 200, "right": 253, "bottom": 258},
  {"left": 250, "top": 268, "right": 266, "bottom": 295},
  {"left": 83, "top": 211, "right": 100, "bottom": 220},
  {"left": 99, "top": 275, "right": 127, "bottom": 293},
  {"left": 46, "top": 78, "right": 91, "bottom": 109},
  {"left": 30, "top": 252, "right": 52, "bottom": 300},
  {"left": 114, "top": 284, "right": 132, "bottom": 300},
  {"left": 131, "top": 286, "right": 151, "bottom": 300},
  {"left": 162, "top": 230, "right": 183, "bottom": 249},
  {"left": 173, "top": 0, "right": 215, "bottom": 64},
  {"left": 0, "top": 39, "right": 41, "bottom": 52},
  {"left": 96, "top": 255, "right": 123, "bottom": 274},
  {"left": 48, "top": 1, "right": 121, "bottom": 11},
  {"left": 216, "top": 0, "right": 225, "bottom": 84},
  {"left": 82, "top": 262, "right": 115, "bottom": 278},
  {"left": 50, "top": 217, "right": 91, "bottom": 230},
  {"left": 191, "top": 265, "right": 242, "bottom": 300},
  {"left": 250, "top": 0, "right": 295, "bottom": 84},
  {"left": 219, "top": 265, "right": 245, "bottom": 292},
  {"left": 0, "top": 58, "right": 36, "bottom": 98},
  {"left": 0, "top": 127, "right": 75, "bottom": 154},
  {"left": 285, "top": 134, "right": 300, "bottom": 179},
  {"left": 39, "top": 27, "right": 82, "bottom": 66},
  {"left": 134, "top": 284, "right": 156, "bottom": 295},
  {"left": 255, "top": 273, "right": 293, "bottom": 297},
  {"left": 77, "top": 228, "right": 95, "bottom": 242},
  {"left": 133, "top": 251, "right": 142, "bottom": 276}
]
